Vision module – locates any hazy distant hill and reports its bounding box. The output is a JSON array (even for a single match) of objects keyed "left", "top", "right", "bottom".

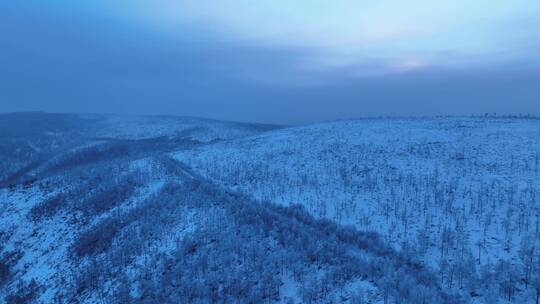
[{"left": 0, "top": 112, "right": 277, "bottom": 185}]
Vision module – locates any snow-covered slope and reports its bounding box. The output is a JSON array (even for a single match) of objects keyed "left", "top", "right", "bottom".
[
  {"left": 0, "top": 113, "right": 459, "bottom": 303},
  {"left": 174, "top": 117, "right": 540, "bottom": 303},
  {"left": 2, "top": 114, "right": 538, "bottom": 303},
  {"left": 0, "top": 112, "right": 277, "bottom": 186},
  {"left": 0, "top": 157, "right": 447, "bottom": 304}
]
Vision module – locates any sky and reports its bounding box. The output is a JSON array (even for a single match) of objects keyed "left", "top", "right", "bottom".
[{"left": 1, "top": 0, "right": 540, "bottom": 124}]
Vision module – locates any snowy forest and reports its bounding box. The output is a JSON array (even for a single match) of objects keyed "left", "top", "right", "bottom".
[{"left": 0, "top": 113, "right": 539, "bottom": 303}]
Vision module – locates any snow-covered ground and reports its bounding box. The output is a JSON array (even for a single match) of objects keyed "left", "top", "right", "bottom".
[
  {"left": 2, "top": 114, "right": 538, "bottom": 303},
  {"left": 174, "top": 117, "right": 540, "bottom": 302}
]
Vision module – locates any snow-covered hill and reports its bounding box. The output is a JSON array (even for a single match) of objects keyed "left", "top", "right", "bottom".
[
  {"left": 1, "top": 114, "right": 538, "bottom": 303},
  {"left": 0, "top": 112, "right": 276, "bottom": 185},
  {"left": 174, "top": 117, "right": 540, "bottom": 303},
  {"left": 0, "top": 113, "right": 454, "bottom": 304}
]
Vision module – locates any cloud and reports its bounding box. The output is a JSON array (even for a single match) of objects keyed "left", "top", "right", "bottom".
[
  {"left": 33, "top": 0, "right": 538, "bottom": 78},
  {"left": 122, "top": 0, "right": 540, "bottom": 74},
  {"left": 1, "top": 0, "right": 539, "bottom": 122}
]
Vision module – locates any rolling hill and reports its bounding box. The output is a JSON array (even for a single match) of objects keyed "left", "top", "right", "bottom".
[{"left": 1, "top": 113, "right": 539, "bottom": 303}]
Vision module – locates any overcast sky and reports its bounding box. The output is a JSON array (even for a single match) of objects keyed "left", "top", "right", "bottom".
[{"left": 1, "top": 0, "right": 540, "bottom": 124}]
